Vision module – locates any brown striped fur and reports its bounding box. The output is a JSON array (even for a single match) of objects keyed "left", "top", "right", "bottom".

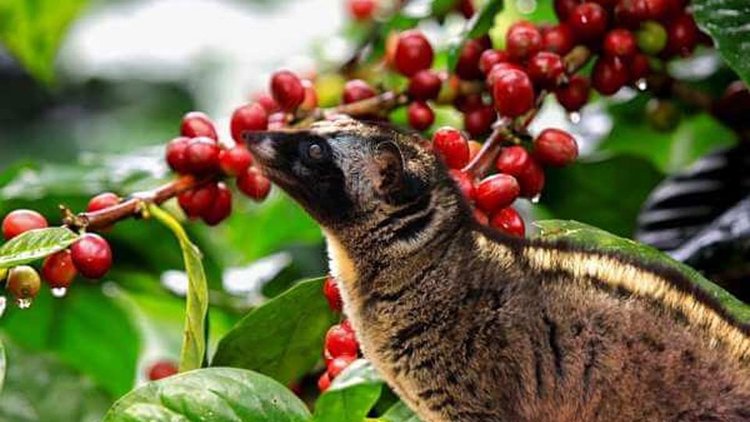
[{"left": 245, "top": 119, "right": 750, "bottom": 421}]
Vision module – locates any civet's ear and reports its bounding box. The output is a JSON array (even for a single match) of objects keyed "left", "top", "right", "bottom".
[{"left": 369, "top": 141, "right": 408, "bottom": 202}]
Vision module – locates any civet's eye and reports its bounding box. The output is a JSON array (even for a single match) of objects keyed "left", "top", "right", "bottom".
[{"left": 308, "top": 143, "right": 324, "bottom": 161}]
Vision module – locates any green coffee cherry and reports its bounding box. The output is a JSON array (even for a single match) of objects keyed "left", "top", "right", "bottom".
[{"left": 637, "top": 21, "right": 668, "bottom": 56}]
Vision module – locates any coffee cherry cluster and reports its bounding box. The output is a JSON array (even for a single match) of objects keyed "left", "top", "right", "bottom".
[
  {"left": 1, "top": 208, "right": 113, "bottom": 307},
  {"left": 318, "top": 275, "right": 361, "bottom": 392}
]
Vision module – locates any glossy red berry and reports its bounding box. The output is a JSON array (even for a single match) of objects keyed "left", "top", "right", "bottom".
[
  {"left": 348, "top": 0, "right": 376, "bottom": 21},
  {"left": 614, "top": 0, "right": 648, "bottom": 28},
  {"left": 475, "top": 174, "right": 521, "bottom": 213},
  {"left": 270, "top": 70, "right": 305, "bottom": 112},
  {"left": 394, "top": 30, "right": 434, "bottom": 77},
  {"left": 496, "top": 145, "right": 532, "bottom": 177},
  {"left": 180, "top": 112, "right": 217, "bottom": 141},
  {"left": 408, "top": 70, "right": 442, "bottom": 101},
  {"left": 325, "top": 322, "right": 359, "bottom": 358},
  {"left": 432, "top": 127, "right": 470, "bottom": 169},
  {"left": 178, "top": 183, "right": 218, "bottom": 219},
  {"left": 603, "top": 29, "right": 637, "bottom": 58},
  {"left": 42, "top": 249, "right": 77, "bottom": 289},
  {"left": 491, "top": 68, "right": 535, "bottom": 118},
  {"left": 323, "top": 276, "right": 343, "bottom": 312},
  {"left": 70, "top": 233, "right": 113, "bottom": 279},
  {"left": 554, "top": 0, "right": 581, "bottom": 21},
  {"left": 166, "top": 137, "right": 191, "bottom": 174},
  {"left": 568, "top": 2, "right": 609, "bottom": 43},
  {"left": 456, "top": 39, "right": 486, "bottom": 80},
  {"left": 317, "top": 372, "right": 332, "bottom": 392},
  {"left": 506, "top": 21, "right": 542, "bottom": 61},
  {"left": 2, "top": 209, "right": 48, "bottom": 240},
  {"left": 526, "top": 52, "right": 566, "bottom": 89},
  {"left": 237, "top": 167, "right": 272, "bottom": 201},
  {"left": 407, "top": 101, "right": 434, "bottom": 131},
  {"left": 219, "top": 146, "right": 254, "bottom": 177},
  {"left": 185, "top": 137, "right": 221, "bottom": 175},
  {"left": 230, "top": 103, "right": 268, "bottom": 143},
  {"left": 6, "top": 265, "right": 41, "bottom": 300},
  {"left": 328, "top": 355, "right": 357, "bottom": 379},
  {"left": 343, "top": 79, "right": 376, "bottom": 104},
  {"left": 486, "top": 62, "right": 525, "bottom": 87},
  {"left": 517, "top": 158, "right": 546, "bottom": 198},
  {"left": 87, "top": 192, "right": 120, "bottom": 213},
  {"left": 664, "top": 13, "right": 698, "bottom": 57},
  {"left": 541, "top": 24, "right": 576, "bottom": 55},
  {"left": 148, "top": 360, "right": 178, "bottom": 381},
  {"left": 533, "top": 129, "right": 579, "bottom": 167},
  {"left": 449, "top": 169, "right": 476, "bottom": 201},
  {"left": 490, "top": 207, "right": 525, "bottom": 237},
  {"left": 555, "top": 75, "right": 591, "bottom": 112},
  {"left": 592, "top": 56, "right": 629, "bottom": 95},
  {"left": 629, "top": 54, "right": 651, "bottom": 83},
  {"left": 202, "top": 183, "right": 232, "bottom": 226},
  {"left": 479, "top": 49, "right": 510, "bottom": 75},
  {"left": 253, "top": 92, "right": 280, "bottom": 114},
  {"left": 464, "top": 105, "right": 496, "bottom": 138}
]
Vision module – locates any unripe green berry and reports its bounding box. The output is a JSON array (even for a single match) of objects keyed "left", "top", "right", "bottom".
[
  {"left": 646, "top": 99, "right": 681, "bottom": 132},
  {"left": 637, "top": 21, "right": 668, "bottom": 55},
  {"left": 7, "top": 265, "right": 41, "bottom": 300}
]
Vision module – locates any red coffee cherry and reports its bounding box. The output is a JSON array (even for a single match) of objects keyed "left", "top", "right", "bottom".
[
  {"left": 533, "top": 128, "right": 579, "bottom": 167},
  {"left": 166, "top": 137, "right": 191, "bottom": 174},
  {"left": 178, "top": 183, "right": 219, "bottom": 219},
  {"left": 463, "top": 105, "right": 496, "bottom": 138},
  {"left": 541, "top": 24, "right": 576, "bottom": 55},
  {"left": 237, "top": 167, "right": 272, "bottom": 201},
  {"left": 554, "top": 0, "right": 581, "bottom": 21},
  {"left": 614, "top": 0, "right": 648, "bottom": 28},
  {"left": 642, "top": 0, "right": 668, "bottom": 19},
  {"left": 453, "top": 93, "right": 485, "bottom": 113},
  {"left": 496, "top": 145, "right": 532, "bottom": 177},
  {"left": 317, "top": 372, "right": 332, "bottom": 392},
  {"left": 408, "top": 70, "right": 442, "bottom": 101},
  {"left": 592, "top": 56, "right": 629, "bottom": 95},
  {"left": 449, "top": 169, "right": 476, "bottom": 201},
  {"left": 348, "top": 0, "right": 376, "bottom": 21},
  {"left": 185, "top": 137, "right": 221, "bottom": 175},
  {"left": 202, "top": 183, "right": 232, "bottom": 226},
  {"left": 491, "top": 68, "right": 535, "bottom": 118},
  {"left": 328, "top": 355, "right": 357, "bottom": 379},
  {"left": 323, "top": 275, "right": 343, "bottom": 312},
  {"left": 230, "top": 103, "right": 268, "bottom": 143},
  {"left": 474, "top": 208, "right": 489, "bottom": 225},
  {"left": 485, "top": 62, "right": 525, "bottom": 86},
  {"left": 299, "top": 79, "right": 319, "bottom": 112},
  {"left": 506, "top": 21, "right": 542, "bottom": 61},
  {"left": 325, "top": 322, "right": 359, "bottom": 358},
  {"left": 2, "top": 209, "right": 48, "bottom": 240},
  {"left": 42, "top": 249, "right": 77, "bottom": 289},
  {"left": 526, "top": 51, "right": 566, "bottom": 89},
  {"left": 663, "top": 13, "right": 698, "bottom": 57},
  {"left": 456, "top": 39, "right": 486, "bottom": 80},
  {"left": 479, "top": 49, "right": 510, "bottom": 75},
  {"left": 343, "top": 79, "right": 376, "bottom": 104},
  {"left": 394, "top": 30, "right": 434, "bottom": 77},
  {"left": 253, "top": 92, "right": 280, "bottom": 114},
  {"left": 407, "top": 101, "right": 435, "bottom": 131},
  {"left": 568, "top": 2, "right": 609, "bottom": 43},
  {"left": 517, "top": 158, "right": 546, "bottom": 198},
  {"left": 70, "top": 233, "right": 113, "bottom": 279},
  {"left": 490, "top": 207, "right": 525, "bottom": 237},
  {"left": 432, "top": 127, "right": 470, "bottom": 170},
  {"left": 555, "top": 75, "right": 591, "bottom": 112},
  {"left": 219, "top": 146, "right": 254, "bottom": 177},
  {"left": 180, "top": 111, "right": 217, "bottom": 141},
  {"left": 6, "top": 265, "right": 41, "bottom": 301},
  {"left": 603, "top": 29, "right": 637, "bottom": 58},
  {"left": 475, "top": 174, "right": 521, "bottom": 213},
  {"left": 87, "top": 192, "right": 120, "bottom": 213},
  {"left": 270, "top": 70, "right": 305, "bottom": 112},
  {"left": 147, "top": 360, "right": 178, "bottom": 381},
  {"left": 629, "top": 54, "right": 651, "bottom": 83}
]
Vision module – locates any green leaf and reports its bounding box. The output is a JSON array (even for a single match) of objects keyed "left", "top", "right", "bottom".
[
  {"left": 447, "top": 0, "right": 504, "bottom": 70},
  {"left": 0, "top": 0, "right": 90, "bottom": 84},
  {"left": 534, "top": 220, "right": 750, "bottom": 323},
  {"left": 313, "top": 360, "right": 385, "bottom": 422},
  {"left": 693, "top": 1, "right": 750, "bottom": 85},
  {"left": 542, "top": 155, "right": 663, "bottom": 237},
  {"left": 382, "top": 401, "right": 421, "bottom": 422},
  {"left": 104, "top": 367, "right": 311, "bottom": 422},
  {"left": 212, "top": 277, "right": 337, "bottom": 384},
  {"left": 0, "top": 338, "right": 5, "bottom": 394},
  {"left": 0, "top": 227, "right": 78, "bottom": 269},
  {"left": 149, "top": 205, "right": 208, "bottom": 372}
]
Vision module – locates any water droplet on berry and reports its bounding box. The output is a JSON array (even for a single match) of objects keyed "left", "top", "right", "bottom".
[
  {"left": 0, "top": 296, "right": 6, "bottom": 317},
  {"left": 568, "top": 112, "right": 582, "bottom": 124},
  {"left": 16, "top": 297, "right": 32, "bottom": 309},
  {"left": 531, "top": 194, "right": 542, "bottom": 203},
  {"left": 636, "top": 79, "right": 648, "bottom": 91},
  {"left": 51, "top": 287, "right": 68, "bottom": 298}
]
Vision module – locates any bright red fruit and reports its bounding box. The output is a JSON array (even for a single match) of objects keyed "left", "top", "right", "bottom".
[
  {"left": 407, "top": 101, "right": 435, "bottom": 131},
  {"left": 490, "top": 207, "right": 525, "bottom": 237},
  {"left": 166, "top": 137, "right": 191, "bottom": 174},
  {"left": 664, "top": 13, "right": 698, "bottom": 57},
  {"left": 219, "top": 146, "right": 254, "bottom": 176},
  {"left": 343, "top": 79, "right": 376, "bottom": 104},
  {"left": 237, "top": 167, "right": 272, "bottom": 201},
  {"left": 449, "top": 169, "right": 476, "bottom": 201},
  {"left": 148, "top": 360, "right": 178, "bottom": 381},
  {"left": 42, "top": 250, "right": 77, "bottom": 288},
  {"left": 253, "top": 92, "right": 280, "bottom": 113},
  {"left": 533, "top": 129, "right": 579, "bottom": 167},
  {"left": 394, "top": 30, "right": 434, "bottom": 77},
  {"left": 318, "top": 372, "right": 332, "bottom": 392},
  {"left": 630, "top": 54, "right": 651, "bottom": 83},
  {"left": 479, "top": 49, "right": 510, "bottom": 75},
  {"left": 506, "top": 21, "right": 542, "bottom": 61},
  {"left": 87, "top": 192, "right": 120, "bottom": 213},
  {"left": 328, "top": 355, "right": 357, "bottom": 379},
  {"left": 592, "top": 56, "right": 629, "bottom": 95},
  {"left": 178, "top": 183, "right": 218, "bottom": 219},
  {"left": 496, "top": 145, "right": 532, "bottom": 177},
  {"left": 202, "top": 183, "right": 232, "bottom": 226},
  {"left": 554, "top": 0, "right": 580, "bottom": 21},
  {"left": 348, "top": 0, "right": 376, "bottom": 21},
  {"left": 409, "top": 70, "right": 442, "bottom": 101},
  {"left": 180, "top": 111, "right": 217, "bottom": 140},
  {"left": 325, "top": 322, "right": 359, "bottom": 358},
  {"left": 185, "top": 137, "right": 221, "bottom": 175},
  {"left": 604, "top": 29, "right": 637, "bottom": 58},
  {"left": 432, "top": 127, "right": 470, "bottom": 169},
  {"left": 517, "top": 158, "right": 546, "bottom": 198},
  {"left": 70, "top": 233, "right": 113, "bottom": 279},
  {"left": 542, "top": 24, "right": 576, "bottom": 55},
  {"left": 568, "top": 2, "right": 609, "bottom": 42},
  {"left": 230, "top": 103, "right": 268, "bottom": 143},
  {"left": 270, "top": 70, "right": 305, "bottom": 112},
  {"left": 526, "top": 52, "right": 565, "bottom": 89},
  {"left": 491, "top": 68, "right": 535, "bottom": 118},
  {"left": 323, "top": 276, "right": 343, "bottom": 312},
  {"left": 486, "top": 62, "right": 525, "bottom": 86},
  {"left": 475, "top": 174, "right": 521, "bottom": 213},
  {"left": 464, "top": 105, "right": 496, "bottom": 138},
  {"left": 555, "top": 75, "right": 591, "bottom": 112},
  {"left": 456, "top": 39, "right": 486, "bottom": 80},
  {"left": 2, "top": 209, "right": 48, "bottom": 240}
]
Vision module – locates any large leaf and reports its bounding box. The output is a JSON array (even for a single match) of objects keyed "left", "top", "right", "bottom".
[
  {"left": 0, "top": 227, "right": 78, "bottom": 268},
  {"left": 447, "top": 0, "right": 504, "bottom": 70},
  {"left": 0, "top": 0, "right": 90, "bottom": 83},
  {"left": 149, "top": 205, "right": 208, "bottom": 372},
  {"left": 104, "top": 367, "right": 310, "bottom": 422},
  {"left": 212, "top": 277, "right": 337, "bottom": 384},
  {"left": 313, "top": 360, "right": 385, "bottom": 422},
  {"left": 534, "top": 220, "right": 750, "bottom": 324},
  {"left": 382, "top": 401, "right": 422, "bottom": 422},
  {"left": 0, "top": 338, "right": 5, "bottom": 394},
  {"left": 693, "top": 0, "right": 750, "bottom": 85}
]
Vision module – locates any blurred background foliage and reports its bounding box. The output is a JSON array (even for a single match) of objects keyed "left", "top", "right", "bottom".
[{"left": 0, "top": 0, "right": 744, "bottom": 419}]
